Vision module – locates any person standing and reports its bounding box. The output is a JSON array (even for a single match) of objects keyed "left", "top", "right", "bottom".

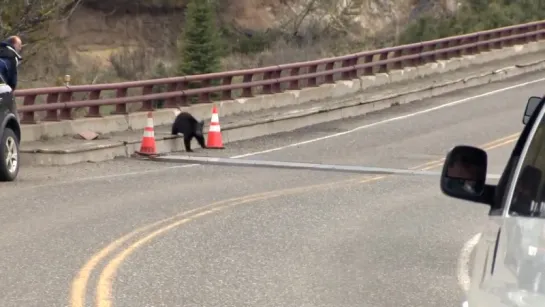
[{"left": 0, "top": 36, "right": 22, "bottom": 90}]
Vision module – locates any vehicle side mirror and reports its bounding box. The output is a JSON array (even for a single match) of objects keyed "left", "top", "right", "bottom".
[
  {"left": 440, "top": 145, "right": 492, "bottom": 205},
  {"left": 523, "top": 96, "right": 541, "bottom": 125}
]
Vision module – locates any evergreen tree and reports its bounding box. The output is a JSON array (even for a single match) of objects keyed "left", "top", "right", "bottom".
[
  {"left": 177, "top": 0, "right": 221, "bottom": 76},
  {"left": 398, "top": 0, "right": 545, "bottom": 45}
]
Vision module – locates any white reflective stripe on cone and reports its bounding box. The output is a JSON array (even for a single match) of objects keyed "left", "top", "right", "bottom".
[{"left": 209, "top": 124, "right": 221, "bottom": 132}]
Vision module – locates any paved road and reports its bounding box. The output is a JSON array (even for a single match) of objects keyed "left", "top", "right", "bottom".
[{"left": 0, "top": 71, "right": 543, "bottom": 307}]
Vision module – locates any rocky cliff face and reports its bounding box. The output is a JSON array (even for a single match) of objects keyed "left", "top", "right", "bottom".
[
  {"left": 23, "top": 0, "right": 460, "bottom": 87},
  {"left": 55, "top": 0, "right": 458, "bottom": 60}
]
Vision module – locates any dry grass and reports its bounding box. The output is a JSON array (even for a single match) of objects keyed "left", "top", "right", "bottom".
[
  {"left": 16, "top": 0, "right": 400, "bottom": 88},
  {"left": 13, "top": 0, "right": 418, "bottom": 121},
  {"left": 79, "top": 0, "right": 187, "bottom": 11},
  {"left": 15, "top": 21, "right": 382, "bottom": 121}
]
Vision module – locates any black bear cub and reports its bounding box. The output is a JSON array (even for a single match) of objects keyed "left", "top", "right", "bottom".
[{"left": 171, "top": 112, "right": 206, "bottom": 152}]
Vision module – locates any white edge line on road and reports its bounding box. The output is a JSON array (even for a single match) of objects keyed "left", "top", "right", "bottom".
[
  {"left": 458, "top": 233, "right": 482, "bottom": 292},
  {"left": 29, "top": 75, "right": 545, "bottom": 188}
]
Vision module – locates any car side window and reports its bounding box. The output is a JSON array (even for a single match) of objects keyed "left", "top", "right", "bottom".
[{"left": 508, "top": 112, "right": 545, "bottom": 217}]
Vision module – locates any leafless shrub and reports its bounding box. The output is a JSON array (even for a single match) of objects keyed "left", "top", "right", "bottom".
[{"left": 109, "top": 47, "right": 157, "bottom": 80}]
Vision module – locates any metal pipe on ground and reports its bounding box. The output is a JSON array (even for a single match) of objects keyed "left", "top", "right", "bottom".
[{"left": 147, "top": 155, "right": 502, "bottom": 179}]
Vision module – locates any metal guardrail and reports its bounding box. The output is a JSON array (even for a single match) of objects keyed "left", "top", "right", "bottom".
[{"left": 13, "top": 20, "right": 545, "bottom": 124}]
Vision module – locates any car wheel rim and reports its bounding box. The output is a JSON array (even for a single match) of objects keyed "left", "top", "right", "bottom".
[{"left": 5, "top": 136, "right": 17, "bottom": 174}]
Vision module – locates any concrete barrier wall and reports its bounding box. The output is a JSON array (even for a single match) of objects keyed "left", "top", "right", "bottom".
[{"left": 21, "top": 41, "right": 545, "bottom": 143}]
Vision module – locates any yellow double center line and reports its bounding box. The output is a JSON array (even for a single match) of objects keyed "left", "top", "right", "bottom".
[
  {"left": 70, "top": 132, "right": 520, "bottom": 307},
  {"left": 411, "top": 132, "right": 520, "bottom": 171}
]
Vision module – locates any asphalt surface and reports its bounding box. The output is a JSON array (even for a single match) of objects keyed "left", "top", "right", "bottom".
[{"left": 1, "top": 71, "right": 543, "bottom": 307}]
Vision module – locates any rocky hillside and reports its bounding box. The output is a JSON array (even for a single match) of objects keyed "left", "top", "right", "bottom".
[{"left": 22, "top": 0, "right": 461, "bottom": 87}]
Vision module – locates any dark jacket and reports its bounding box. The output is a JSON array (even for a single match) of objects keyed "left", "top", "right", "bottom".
[{"left": 0, "top": 41, "right": 22, "bottom": 90}]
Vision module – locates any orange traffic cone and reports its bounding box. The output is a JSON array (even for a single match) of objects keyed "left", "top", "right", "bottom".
[
  {"left": 137, "top": 112, "right": 158, "bottom": 156},
  {"left": 206, "top": 106, "right": 224, "bottom": 149}
]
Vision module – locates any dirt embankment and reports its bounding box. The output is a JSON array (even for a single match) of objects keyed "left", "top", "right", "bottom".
[{"left": 19, "top": 0, "right": 459, "bottom": 88}]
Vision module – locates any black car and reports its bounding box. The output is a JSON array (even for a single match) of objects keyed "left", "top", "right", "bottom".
[{"left": 0, "top": 83, "right": 20, "bottom": 181}]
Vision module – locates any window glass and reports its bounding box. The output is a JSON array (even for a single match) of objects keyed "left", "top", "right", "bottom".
[{"left": 509, "top": 113, "right": 545, "bottom": 217}]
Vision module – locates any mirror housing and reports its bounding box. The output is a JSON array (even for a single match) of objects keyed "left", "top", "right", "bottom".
[
  {"left": 523, "top": 96, "right": 541, "bottom": 125},
  {"left": 440, "top": 145, "right": 494, "bottom": 205}
]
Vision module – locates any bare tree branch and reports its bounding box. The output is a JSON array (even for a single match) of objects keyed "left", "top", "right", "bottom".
[{"left": 0, "top": 0, "right": 73, "bottom": 41}]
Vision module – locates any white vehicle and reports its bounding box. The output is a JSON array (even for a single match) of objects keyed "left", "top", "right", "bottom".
[{"left": 440, "top": 96, "right": 545, "bottom": 307}]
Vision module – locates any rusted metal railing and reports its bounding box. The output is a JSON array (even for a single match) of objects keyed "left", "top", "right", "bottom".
[{"left": 14, "top": 20, "right": 545, "bottom": 124}]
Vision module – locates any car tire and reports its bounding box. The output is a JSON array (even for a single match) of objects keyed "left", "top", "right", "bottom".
[{"left": 0, "top": 127, "right": 19, "bottom": 181}]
